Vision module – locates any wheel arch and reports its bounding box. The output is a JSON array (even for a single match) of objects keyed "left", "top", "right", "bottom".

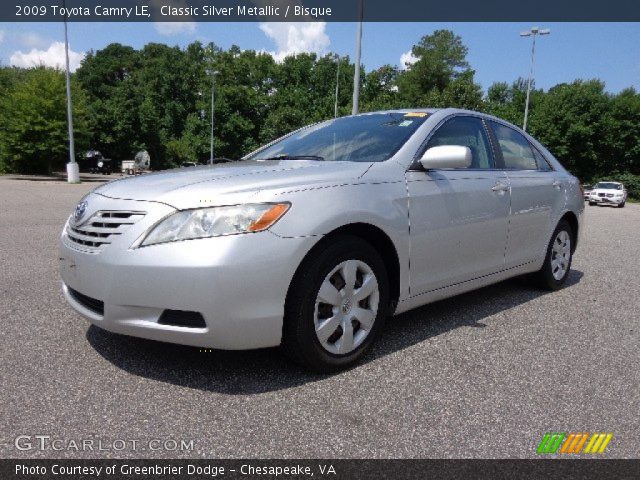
[
  {"left": 559, "top": 210, "right": 579, "bottom": 253},
  {"left": 285, "top": 223, "right": 401, "bottom": 315}
]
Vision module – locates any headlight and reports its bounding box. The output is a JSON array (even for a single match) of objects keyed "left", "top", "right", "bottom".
[{"left": 141, "top": 203, "right": 290, "bottom": 247}]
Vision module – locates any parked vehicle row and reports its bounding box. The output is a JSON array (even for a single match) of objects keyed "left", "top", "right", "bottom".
[{"left": 60, "top": 108, "right": 584, "bottom": 372}]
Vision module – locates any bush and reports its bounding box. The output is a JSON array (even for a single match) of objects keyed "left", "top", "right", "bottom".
[{"left": 615, "top": 173, "right": 640, "bottom": 200}]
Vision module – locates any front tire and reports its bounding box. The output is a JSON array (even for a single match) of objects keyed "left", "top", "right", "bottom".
[
  {"left": 282, "top": 236, "right": 389, "bottom": 372},
  {"left": 532, "top": 220, "right": 573, "bottom": 290},
  {"left": 619, "top": 201, "right": 625, "bottom": 208},
  {"left": 588, "top": 201, "right": 596, "bottom": 206}
]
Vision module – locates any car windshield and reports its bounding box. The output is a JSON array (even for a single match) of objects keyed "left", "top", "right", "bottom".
[
  {"left": 595, "top": 182, "right": 621, "bottom": 190},
  {"left": 248, "top": 113, "right": 430, "bottom": 163}
]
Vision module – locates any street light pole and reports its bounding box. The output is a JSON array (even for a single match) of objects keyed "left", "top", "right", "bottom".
[
  {"left": 63, "top": 0, "right": 78, "bottom": 183},
  {"left": 334, "top": 54, "right": 340, "bottom": 118},
  {"left": 207, "top": 69, "right": 219, "bottom": 165},
  {"left": 520, "top": 26, "right": 550, "bottom": 132},
  {"left": 351, "top": 0, "right": 363, "bottom": 116}
]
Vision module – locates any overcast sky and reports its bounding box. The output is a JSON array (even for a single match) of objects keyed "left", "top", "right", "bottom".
[{"left": 0, "top": 22, "right": 638, "bottom": 93}]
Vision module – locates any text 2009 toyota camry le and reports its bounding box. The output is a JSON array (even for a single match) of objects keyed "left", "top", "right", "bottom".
[{"left": 60, "top": 109, "right": 584, "bottom": 371}]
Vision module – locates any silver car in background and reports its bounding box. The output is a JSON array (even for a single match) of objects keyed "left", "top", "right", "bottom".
[{"left": 59, "top": 109, "right": 584, "bottom": 371}]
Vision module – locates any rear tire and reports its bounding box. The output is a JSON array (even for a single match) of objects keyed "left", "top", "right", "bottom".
[
  {"left": 532, "top": 220, "right": 573, "bottom": 291},
  {"left": 282, "top": 235, "right": 389, "bottom": 373},
  {"left": 588, "top": 201, "right": 596, "bottom": 206}
]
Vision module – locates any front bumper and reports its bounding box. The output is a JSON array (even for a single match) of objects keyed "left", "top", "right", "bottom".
[
  {"left": 589, "top": 195, "right": 624, "bottom": 204},
  {"left": 59, "top": 194, "right": 318, "bottom": 349}
]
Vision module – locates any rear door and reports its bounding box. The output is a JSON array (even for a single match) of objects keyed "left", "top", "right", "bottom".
[
  {"left": 406, "top": 115, "right": 510, "bottom": 295},
  {"left": 488, "top": 121, "right": 564, "bottom": 268}
]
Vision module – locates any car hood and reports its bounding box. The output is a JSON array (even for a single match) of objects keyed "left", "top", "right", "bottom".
[
  {"left": 591, "top": 188, "right": 622, "bottom": 194},
  {"left": 94, "top": 160, "right": 372, "bottom": 209}
]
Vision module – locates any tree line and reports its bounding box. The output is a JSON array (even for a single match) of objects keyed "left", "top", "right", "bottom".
[{"left": 1, "top": 30, "right": 638, "bottom": 195}]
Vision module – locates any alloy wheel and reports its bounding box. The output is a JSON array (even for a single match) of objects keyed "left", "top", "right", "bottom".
[
  {"left": 314, "top": 260, "right": 379, "bottom": 355},
  {"left": 551, "top": 230, "right": 571, "bottom": 280}
]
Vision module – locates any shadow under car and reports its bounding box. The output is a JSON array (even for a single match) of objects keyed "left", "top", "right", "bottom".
[{"left": 86, "top": 270, "right": 583, "bottom": 395}]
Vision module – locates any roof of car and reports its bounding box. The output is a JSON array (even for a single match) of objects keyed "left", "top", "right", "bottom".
[
  {"left": 354, "top": 108, "right": 441, "bottom": 116},
  {"left": 355, "top": 108, "right": 506, "bottom": 123}
]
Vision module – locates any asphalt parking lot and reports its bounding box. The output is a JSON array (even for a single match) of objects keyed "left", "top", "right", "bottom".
[{"left": 1, "top": 175, "right": 638, "bottom": 459}]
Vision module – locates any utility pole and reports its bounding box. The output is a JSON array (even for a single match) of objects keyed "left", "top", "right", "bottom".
[
  {"left": 63, "top": 0, "right": 78, "bottom": 183},
  {"left": 208, "top": 70, "right": 219, "bottom": 164},
  {"left": 520, "top": 26, "right": 550, "bottom": 132},
  {"left": 351, "top": 0, "right": 363, "bottom": 116},
  {"left": 206, "top": 43, "right": 220, "bottom": 165},
  {"left": 334, "top": 54, "right": 340, "bottom": 118}
]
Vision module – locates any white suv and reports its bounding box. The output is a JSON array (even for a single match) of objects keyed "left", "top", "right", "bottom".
[{"left": 588, "top": 181, "right": 627, "bottom": 208}]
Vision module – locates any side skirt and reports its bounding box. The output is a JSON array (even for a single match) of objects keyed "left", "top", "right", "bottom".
[{"left": 393, "top": 261, "right": 539, "bottom": 315}]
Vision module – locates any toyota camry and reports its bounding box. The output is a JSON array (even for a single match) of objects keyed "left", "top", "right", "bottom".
[{"left": 59, "top": 109, "right": 584, "bottom": 371}]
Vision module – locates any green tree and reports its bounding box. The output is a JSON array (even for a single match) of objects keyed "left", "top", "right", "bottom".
[
  {"left": 604, "top": 88, "right": 640, "bottom": 175},
  {"left": 362, "top": 65, "right": 401, "bottom": 111},
  {"left": 0, "top": 67, "right": 89, "bottom": 174},
  {"left": 208, "top": 47, "right": 276, "bottom": 158},
  {"left": 484, "top": 78, "right": 640, "bottom": 193},
  {"left": 485, "top": 78, "right": 531, "bottom": 125},
  {"left": 397, "top": 30, "right": 481, "bottom": 108},
  {"left": 4, "top": 34, "right": 636, "bottom": 188},
  {"left": 75, "top": 44, "right": 142, "bottom": 160},
  {"left": 528, "top": 80, "right": 609, "bottom": 179},
  {"left": 259, "top": 53, "right": 322, "bottom": 144}
]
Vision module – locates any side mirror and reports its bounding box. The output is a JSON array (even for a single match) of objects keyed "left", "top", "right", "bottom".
[{"left": 419, "top": 145, "right": 472, "bottom": 170}]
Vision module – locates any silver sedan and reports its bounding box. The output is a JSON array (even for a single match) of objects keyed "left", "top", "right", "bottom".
[{"left": 59, "top": 109, "right": 584, "bottom": 371}]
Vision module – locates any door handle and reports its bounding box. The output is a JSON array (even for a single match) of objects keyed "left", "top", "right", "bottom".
[
  {"left": 491, "top": 182, "right": 509, "bottom": 193},
  {"left": 552, "top": 180, "right": 562, "bottom": 189}
]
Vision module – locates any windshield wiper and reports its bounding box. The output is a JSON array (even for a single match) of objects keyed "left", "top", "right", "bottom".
[{"left": 258, "top": 154, "right": 325, "bottom": 161}]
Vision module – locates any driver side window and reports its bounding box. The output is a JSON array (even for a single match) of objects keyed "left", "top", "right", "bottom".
[{"left": 425, "top": 116, "right": 494, "bottom": 169}]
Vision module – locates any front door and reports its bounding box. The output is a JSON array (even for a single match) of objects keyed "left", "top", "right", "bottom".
[{"left": 407, "top": 115, "right": 510, "bottom": 296}]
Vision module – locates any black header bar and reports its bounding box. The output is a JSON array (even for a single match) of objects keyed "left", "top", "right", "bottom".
[{"left": 4, "top": 0, "right": 640, "bottom": 22}]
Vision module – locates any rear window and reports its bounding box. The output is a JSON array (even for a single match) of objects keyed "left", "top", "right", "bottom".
[
  {"left": 531, "top": 145, "right": 553, "bottom": 171},
  {"left": 490, "top": 121, "right": 537, "bottom": 170}
]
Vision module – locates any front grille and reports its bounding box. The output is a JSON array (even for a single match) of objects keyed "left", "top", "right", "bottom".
[
  {"left": 598, "top": 193, "right": 606, "bottom": 197},
  {"left": 67, "top": 211, "right": 145, "bottom": 250},
  {"left": 158, "top": 310, "right": 207, "bottom": 328},
  {"left": 67, "top": 287, "right": 104, "bottom": 315}
]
